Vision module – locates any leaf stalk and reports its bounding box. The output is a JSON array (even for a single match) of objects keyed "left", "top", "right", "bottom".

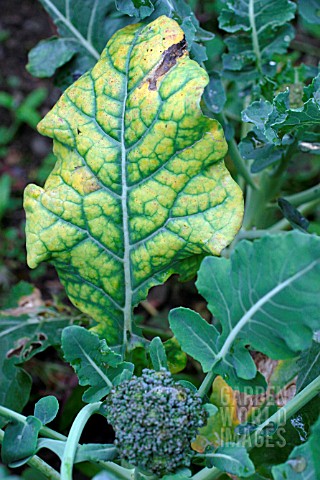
[{"left": 60, "top": 402, "right": 101, "bottom": 480}]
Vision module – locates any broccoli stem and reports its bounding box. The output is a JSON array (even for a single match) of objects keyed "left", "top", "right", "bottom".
[{"left": 61, "top": 402, "right": 102, "bottom": 480}]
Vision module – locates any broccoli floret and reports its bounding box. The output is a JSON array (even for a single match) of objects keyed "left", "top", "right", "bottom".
[{"left": 102, "top": 368, "right": 207, "bottom": 477}]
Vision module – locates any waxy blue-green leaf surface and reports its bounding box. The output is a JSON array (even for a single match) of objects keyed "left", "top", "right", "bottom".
[
  {"left": 24, "top": 16, "right": 243, "bottom": 345},
  {"left": 34, "top": 396, "right": 59, "bottom": 425},
  {"left": 218, "top": 0, "right": 296, "bottom": 80},
  {"left": 242, "top": 73, "right": 320, "bottom": 145},
  {"left": 62, "top": 326, "right": 134, "bottom": 402},
  {"left": 296, "top": 342, "right": 320, "bottom": 392},
  {"left": 170, "top": 232, "right": 320, "bottom": 389},
  {"left": 1, "top": 416, "right": 42, "bottom": 467},
  {"left": 204, "top": 444, "right": 255, "bottom": 477}
]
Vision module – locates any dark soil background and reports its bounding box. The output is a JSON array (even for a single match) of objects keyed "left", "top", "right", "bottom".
[{"left": 0, "top": 0, "right": 61, "bottom": 296}]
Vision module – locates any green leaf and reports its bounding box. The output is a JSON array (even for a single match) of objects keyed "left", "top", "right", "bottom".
[
  {"left": 27, "top": 0, "right": 121, "bottom": 86},
  {"left": 272, "top": 414, "right": 320, "bottom": 479},
  {"left": 242, "top": 74, "right": 320, "bottom": 145},
  {"left": 149, "top": 336, "right": 168, "bottom": 370},
  {"left": 170, "top": 232, "right": 320, "bottom": 389},
  {"left": 0, "top": 305, "right": 85, "bottom": 365},
  {"left": 61, "top": 326, "right": 134, "bottom": 402},
  {"left": 219, "top": 0, "right": 296, "bottom": 80},
  {"left": 239, "top": 129, "right": 285, "bottom": 173},
  {"left": 115, "top": 0, "right": 154, "bottom": 19},
  {"left": 0, "top": 173, "right": 11, "bottom": 222},
  {"left": 204, "top": 443, "right": 255, "bottom": 477},
  {"left": 277, "top": 198, "right": 310, "bottom": 232},
  {"left": 1, "top": 416, "right": 42, "bottom": 466},
  {"left": 0, "top": 362, "right": 31, "bottom": 427},
  {"left": 24, "top": 16, "right": 243, "bottom": 346},
  {"left": 0, "top": 466, "right": 21, "bottom": 480},
  {"left": 169, "top": 308, "right": 219, "bottom": 373},
  {"left": 164, "top": 336, "right": 187, "bottom": 373},
  {"left": 27, "top": 37, "right": 78, "bottom": 78},
  {"left": 298, "top": 0, "right": 320, "bottom": 25},
  {"left": 2, "top": 281, "right": 34, "bottom": 309},
  {"left": 34, "top": 396, "right": 59, "bottom": 425},
  {"left": 203, "top": 72, "right": 226, "bottom": 114},
  {"left": 296, "top": 341, "right": 320, "bottom": 392}
]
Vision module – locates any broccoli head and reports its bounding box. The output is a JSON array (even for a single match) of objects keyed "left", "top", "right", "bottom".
[{"left": 103, "top": 368, "right": 207, "bottom": 476}]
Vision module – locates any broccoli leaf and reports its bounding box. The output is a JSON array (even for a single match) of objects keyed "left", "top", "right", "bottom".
[
  {"left": 277, "top": 198, "right": 310, "bottom": 232},
  {"left": 27, "top": 37, "right": 78, "bottom": 78},
  {"left": 296, "top": 342, "right": 320, "bottom": 392},
  {"left": 218, "top": 0, "right": 296, "bottom": 80},
  {"left": 61, "top": 326, "right": 134, "bottom": 402},
  {"left": 27, "top": 0, "right": 131, "bottom": 86},
  {"left": 204, "top": 72, "right": 227, "bottom": 114},
  {"left": 239, "top": 129, "right": 285, "bottom": 173},
  {"left": 115, "top": 0, "right": 154, "bottom": 19},
  {"left": 242, "top": 74, "right": 320, "bottom": 145},
  {"left": 1, "top": 416, "right": 42, "bottom": 467},
  {"left": 204, "top": 444, "right": 255, "bottom": 477},
  {"left": 169, "top": 232, "right": 320, "bottom": 390},
  {"left": 149, "top": 336, "right": 168, "bottom": 371},
  {"left": 24, "top": 16, "right": 243, "bottom": 346},
  {"left": 0, "top": 288, "right": 81, "bottom": 423},
  {"left": 34, "top": 396, "right": 59, "bottom": 425},
  {"left": 298, "top": 0, "right": 320, "bottom": 25},
  {"left": 272, "top": 414, "right": 320, "bottom": 479}
]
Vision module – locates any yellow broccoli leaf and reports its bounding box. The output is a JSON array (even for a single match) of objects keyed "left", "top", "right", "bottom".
[{"left": 24, "top": 16, "right": 243, "bottom": 345}]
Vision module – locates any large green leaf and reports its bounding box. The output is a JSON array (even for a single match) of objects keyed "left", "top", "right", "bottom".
[
  {"left": 169, "top": 232, "right": 320, "bottom": 389},
  {"left": 272, "top": 414, "right": 320, "bottom": 479},
  {"left": 296, "top": 341, "right": 320, "bottom": 392},
  {"left": 298, "top": 0, "right": 320, "bottom": 25},
  {"left": 24, "top": 16, "right": 243, "bottom": 345},
  {"left": 218, "top": 0, "right": 296, "bottom": 80}
]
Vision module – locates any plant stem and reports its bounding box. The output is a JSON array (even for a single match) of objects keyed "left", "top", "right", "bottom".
[
  {"left": 198, "top": 359, "right": 220, "bottom": 398},
  {"left": 248, "top": 0, "right": 262, "bottom": 73},
  {"left": 0, "top": 405, "right": 66, "bottom": 441},
  {"left": 228, "top": 137, "right": 257, "bottom": 190},
  {"left": 60, "top": 402, "right": 101, "bottom": 480},
  {"left": 192, "top": 375, "right": 320, "bottom": 480},
  {"left": 282, "top": 183, "right": 320, "bottom": 207},
  {"left": 0, "top": 429, "right": 60, "bottom": 480},
  {"left": 242, "top": 142, "right": 296, "bottom": 230},
  {"left": 215, "top": 113, "right": 256, "bottom": 190},
  {"left": 0, "top": 404, "right": 133, "bottom": 480}
]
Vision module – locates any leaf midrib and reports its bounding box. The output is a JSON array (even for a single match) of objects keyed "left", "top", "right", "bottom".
[
  {"left": 41, "top": 0, "right": 100, "bottom": 60},
  {"left": 121, "top": 27, "right": 144, "bottom": 345},
  {"left": 217, "top": 259, "right": 319, "bottom": 361}
]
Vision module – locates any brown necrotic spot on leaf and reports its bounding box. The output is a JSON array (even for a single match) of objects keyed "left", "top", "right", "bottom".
[{"left": 148, "top": 37, "right": 187, "bottom": 91}]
